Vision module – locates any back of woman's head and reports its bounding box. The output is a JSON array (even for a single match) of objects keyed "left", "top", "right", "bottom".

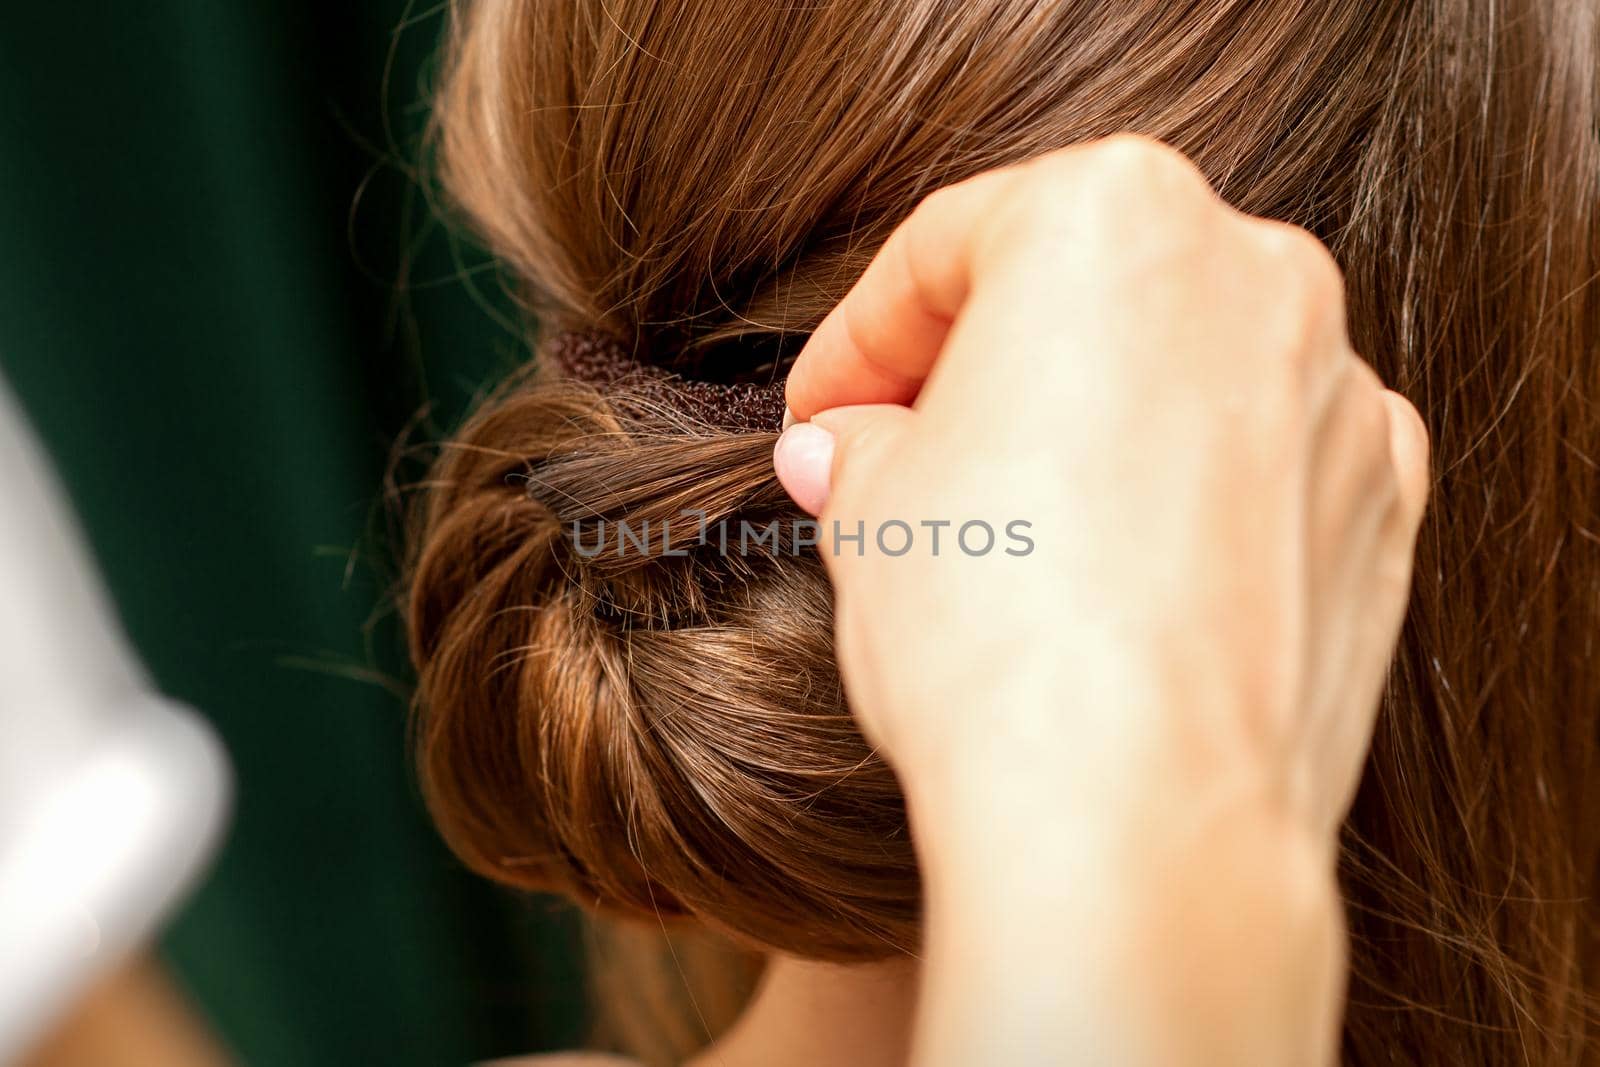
[{"left": 408, "top": 0, "right": 1599, "bottom": 1061}]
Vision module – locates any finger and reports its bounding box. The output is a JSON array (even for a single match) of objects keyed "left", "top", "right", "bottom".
[
  {"left": 772, "top": 422, "right": 835, "bottom": 515},
  {"left": 1380, "top": 390, "right": 1430, "bottom": 533},
  {"left": 783, "top": 169, "right": 1018, "bottom": 421},
  {"left": 772, "top": 404, "right": 915, "bottom": 515}
]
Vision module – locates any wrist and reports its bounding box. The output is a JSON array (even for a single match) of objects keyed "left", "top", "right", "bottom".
[
  {"left": 908, "top": 764, "right": 1345, "bottom": 1066},
  {"left": 906, "top": 738, "right": 1332, "bottom": 917}
]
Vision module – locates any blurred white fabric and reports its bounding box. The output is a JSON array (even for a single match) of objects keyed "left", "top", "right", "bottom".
[{"left": 0, "top": 372, "right": 230, "bottom": 1064}]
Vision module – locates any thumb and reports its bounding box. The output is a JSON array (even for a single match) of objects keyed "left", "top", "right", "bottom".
[{"left": 773, "top": 404, "right": 915, "bottom": 515}]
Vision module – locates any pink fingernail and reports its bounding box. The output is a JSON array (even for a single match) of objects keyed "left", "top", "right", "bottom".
[{"left": 772, "top": 422, "right": 835, "bottom": 515}]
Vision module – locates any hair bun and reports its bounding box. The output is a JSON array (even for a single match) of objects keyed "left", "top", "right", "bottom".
[{"left": 406, "top": 371, "right": 919, "bottom": 960}]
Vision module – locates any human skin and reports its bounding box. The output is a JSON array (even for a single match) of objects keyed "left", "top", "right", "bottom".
[{"left": 774, "top": 135, "right": 1430, "bottom": 1065}]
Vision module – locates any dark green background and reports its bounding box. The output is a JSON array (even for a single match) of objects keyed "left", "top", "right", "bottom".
[{"left": 0, "top": 4, "right": 584, "bottom": 1063}]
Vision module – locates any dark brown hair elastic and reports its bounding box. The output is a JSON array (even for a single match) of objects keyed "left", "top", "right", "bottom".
[{"left": 544, "top": 329, "right": 787, "bottom": 433}]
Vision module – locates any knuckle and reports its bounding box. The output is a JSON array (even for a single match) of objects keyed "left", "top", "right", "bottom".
[
  {"left": 999, "top": 136, "right": 1218, "bottom": 269},
  {"left": 1082, "top": 138, "right": 1215, "bottom": 262},
  {"left": 1084, "top": 134, "right": 1200, "bottom": 181},
  {"left": 1357, "top": 382, "right": 1397, "bottom": 459},
  {"left": 1080, "top": 134, "right": 1212, "bottom": 208},
  {"left": 1247, "top": 222, "right": 1351, "bottom": 383},
  {"left": 1338, "top": 362, "right": 1398, "bottom": 480},
  {"left": 1025, "top": 135, "right": 1209, "bottom": 209},
  {"left": 1255, "top": 220, "right": 1346, "bottom": 307},
  {"left": 1387, "top": 390, "right": 1429, "bottom": 454}
]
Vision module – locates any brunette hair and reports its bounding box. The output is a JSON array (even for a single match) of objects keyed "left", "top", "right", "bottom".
[{"left": 406, "top": 0, "right": 1600, "bottom": 1063}]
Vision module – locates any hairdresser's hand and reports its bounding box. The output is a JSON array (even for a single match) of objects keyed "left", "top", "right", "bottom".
[{"left": 774, "top": 135, "right": 1430, "bottom": 1065}]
